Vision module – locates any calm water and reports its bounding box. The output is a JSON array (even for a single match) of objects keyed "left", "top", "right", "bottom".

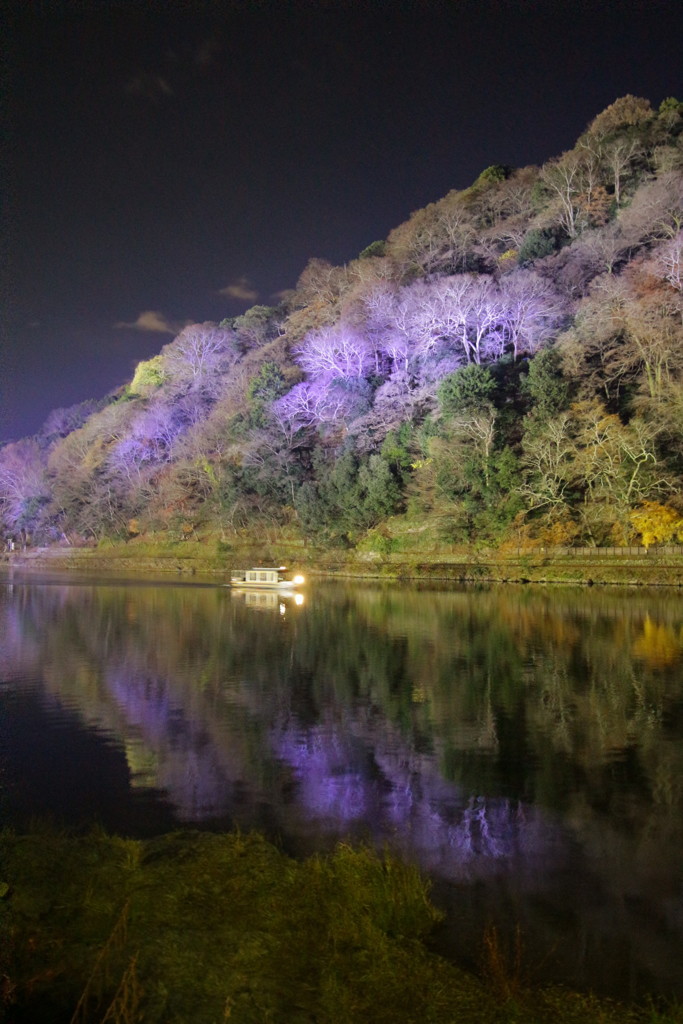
[{"left": 1, "top": 570, "right": 682, "bottom": 999}]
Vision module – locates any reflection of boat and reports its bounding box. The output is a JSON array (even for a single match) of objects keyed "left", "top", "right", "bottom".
[
  {"left": 229, "top": 567, "right": 305, "bottom": 589},
  {"left": 232, "top": 589, "right": 305, "bottom": 614}
]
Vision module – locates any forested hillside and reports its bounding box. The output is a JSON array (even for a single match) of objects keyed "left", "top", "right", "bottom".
[{"left": 2, "top": 95, "right": 683, "bottom": 552}]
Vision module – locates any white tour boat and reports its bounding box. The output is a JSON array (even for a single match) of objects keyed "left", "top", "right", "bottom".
[{"left": 229, "top": 566, "right": 305, "bottom": 589}]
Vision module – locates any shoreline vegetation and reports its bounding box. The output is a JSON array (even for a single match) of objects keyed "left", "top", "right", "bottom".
[
  {"left": 2, "top": 827, "right": 682, "bottom": 1024},
  {"left": 3, "top": 530, "right": 683, "bottom": 586}
]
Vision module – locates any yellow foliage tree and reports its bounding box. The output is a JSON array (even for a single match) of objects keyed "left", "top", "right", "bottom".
[
  {"left": 629, "top": 501, "right": 683, "bottom": 547},
  {"left": 130, "top": 355, "right": 166, "bottom": 395}
]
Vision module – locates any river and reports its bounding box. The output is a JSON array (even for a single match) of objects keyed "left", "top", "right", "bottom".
[{"left": 1, "top": 569, "right": 682, "bottom": 1000}]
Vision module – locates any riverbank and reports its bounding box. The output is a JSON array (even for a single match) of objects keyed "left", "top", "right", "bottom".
[
  {"left": 2, "top": 828, "right": 680, "bottom": 1024},
  {"left": 3, "top": 533, "right": 683, "bottom": 586}
]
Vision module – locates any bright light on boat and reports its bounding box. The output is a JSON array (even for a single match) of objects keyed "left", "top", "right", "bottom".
[
  {"left": 294, "top": 593, "right": 304, "bottom": 606},
  {"left": 293, "top": 575, "right": 305, "bottom": 585}
]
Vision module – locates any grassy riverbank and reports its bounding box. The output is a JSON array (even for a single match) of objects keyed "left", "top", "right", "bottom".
[
  {"left": 4, "top": 526, "right": 683, "bottom": 586},
  {"left": 2, "top": 828, "right": 681, "bottom": 1024}
]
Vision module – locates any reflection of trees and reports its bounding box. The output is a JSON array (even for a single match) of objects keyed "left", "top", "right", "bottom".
[
  {"left": 2, "top": 576, "right": 683, "bottom": 995},
  {"left": 3, "top": 579, "right": 682, "bottom": 827}
]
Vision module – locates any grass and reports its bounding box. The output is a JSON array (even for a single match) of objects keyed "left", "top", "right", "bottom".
[{"left": 2, "top": 828, "right": 682, "bottom": 1024}]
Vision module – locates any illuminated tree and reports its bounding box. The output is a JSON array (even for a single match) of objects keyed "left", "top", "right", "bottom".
[
  {"left": 540, "top": 149, "right": 607, "bottom": 239},
  {"left": 649, "top": 230, "right": 683, "bottom": 292},
  {"left": 519, "top": 413, "right": 575, "bottom": 513},
  {"left": 363, "top": 285, "right": 416, "bottom": 376},
  {"left": 406, "top": 274, "right": 507, "bottom": 366},
  {"left": 601, "top": 137, "right": 643, "bottom": 207},
  {"left": 129, "top": 355, "right": 167, "bottom": 396},
  {"left": 295, "top": 323, "right": 375, "bottom": 381},
  {"left": 629, "top": 501, "right": 683, "bottom": 547},
  {"left": 160, "top": 323, "right": 237, "bottom": 398},
  {"left": 499, "top": 271, "right": 568, "bottom": 358},
  {"left": 0, "top": 439, "right": 49, "bottom": 537}
]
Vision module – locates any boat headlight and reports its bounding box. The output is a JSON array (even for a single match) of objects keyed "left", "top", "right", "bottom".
[{"left": 293, "top": 575, "right": 305, "bottom": 585}]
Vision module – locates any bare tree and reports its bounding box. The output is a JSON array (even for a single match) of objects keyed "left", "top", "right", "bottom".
[{"left": 161, "top": 323, "right": 237, "bottom": 398}]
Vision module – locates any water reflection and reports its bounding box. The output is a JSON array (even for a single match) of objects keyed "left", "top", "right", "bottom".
[
  {"left": 231, "top": 588, "right": 305, "bottom": 614},
  {"left": 1, "top": 573, "right": 682, "bottom": 998}
]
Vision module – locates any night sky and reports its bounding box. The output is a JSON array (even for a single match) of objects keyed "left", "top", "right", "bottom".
[{"left": 2, "top": 0, "right": 682, "bottom": 442}]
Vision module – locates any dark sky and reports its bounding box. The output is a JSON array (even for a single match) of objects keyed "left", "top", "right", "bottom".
[{"left": 2, "top": 0, "right": 682, "bottom": 442}]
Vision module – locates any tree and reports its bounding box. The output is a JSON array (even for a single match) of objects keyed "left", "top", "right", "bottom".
[
  {"left": 160, "top": 323, "right": 237, "bottom": 399},
  {"left": 0, "top": 440, "right": 50, "bottom": 538},
  {"left": 540, "top": 149, "right": 607, "bottom": 239},
  {"left": 601, "top": 137, "right": 643, "bottom": 207},
  {"left": 499, "top": 271, "right": 568, "bottom": 358},
  {"left": 295, "top": 323, "right": 375, "bottom": 382},
  {"left": 363, "top": 284, "right": 417, "bottom": 376},
  {"left": 358, "top": 240, "right": 386, "bottom": 260},
  {"left": 47, "top": 403, "right": 138, "bottom": 538},
  {"left": 294, "top": 450, "right": 400, "bottom": 537},
  {"left": 438, "top": 364, "right": 496, "bottom": 416},
  {"left": 272, "top": 378, "right": 371, "bottom": 436},
  {"left": 356, "top": 455, "right": 402, "bottom": 526},
  {"left": 521, "top": 348, "right": 570, "bottom": 419},
  {"left": 519, "top": 414, "right": 575, "bottom": 514},
  {"left": 629, "top": 501, "right": 683, "bottom": 547},
  {"left": 649, "top": 230, "right": 683, "bottom": 293},
  {"left": 517, "top": 228, "right": 557, "bottom": 265},
  {"left": 246, "top": 362, "right": 289, "bottom": 427},
  {"left": 129, "top": 355, "right": 167, "bottom": 396},
  {"left": 616, "top": 172, "right": 683, "bottom": 248},
  {"left": 407, "top": 275, "right": 506, "bottom": 366},
  {"left": 231, "top": 305, "right": 283, "bottom": 351},
  {"left": 586, "top": 95, "right": 653, "bottom": 138},
  {"left": 386, "top": 193, "right": 477, "bottom": 276},
  {"left": 558, "top": 273, "right": 683, "bottom": 409},
  {"left": 39, "top": 397, "right": 110, "bottom": 445},
  {"left": 294, "top": 258, "right": 350, "bottom": 307}
]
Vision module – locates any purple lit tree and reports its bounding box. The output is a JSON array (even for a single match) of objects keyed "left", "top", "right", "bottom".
[
  {"left": 160, "top": 323, "right": 237, "bottom": 398},
  {"left": 363, "top": 284, "right": 421, "bottom": 377},
  {"left": 405, "top": 274, "right": 508, "bottom": 366},
  {"left": 295, "top": 323, "right": 376, "bottom": 381},
  {"left": 499, "top": 270, "right": 569, "bottom": 358},
  {"left": 0, "top": 439, "right": 49, "bottom": 538},
  {"left": 272, "top": 378, "right": 371, "bottom": 438}
]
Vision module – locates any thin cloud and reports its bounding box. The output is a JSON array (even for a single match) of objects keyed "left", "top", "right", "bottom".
[
  {"left": 125, "top": 73, "right": 174, "bottom": 102},
  {"left": 218, "top": 277, "right": 259, "bottom": 302},
  {"left": 270, "top": 288, "right": 295, "bottom": 304},
  {"left": 115, "top": 311, "right": 180, "bottom": 334}
]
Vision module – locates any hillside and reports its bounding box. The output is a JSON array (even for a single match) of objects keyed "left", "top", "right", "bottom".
[{"left": 2, "top": 95, "right": 683, "bottom": 557}]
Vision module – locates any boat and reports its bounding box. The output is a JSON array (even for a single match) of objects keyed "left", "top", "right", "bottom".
[{"left": 228, "top": 566, "right": 305, "bottom": 589}]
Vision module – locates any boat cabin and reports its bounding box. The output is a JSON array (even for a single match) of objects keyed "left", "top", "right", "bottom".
[
  {"left": 240, "top": 567, "right": 284, "bottom": 586},
  {"left": 230, "top": 566, "right": 304, "bottom": 588}
]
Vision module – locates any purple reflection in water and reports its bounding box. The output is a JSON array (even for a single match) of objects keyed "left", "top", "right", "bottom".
[
  {"left": 273, "top": 718, "right": 565, "bottom": 885},
  {"left": 106, "top": 668, "right": 234, "bottom": 821}
]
